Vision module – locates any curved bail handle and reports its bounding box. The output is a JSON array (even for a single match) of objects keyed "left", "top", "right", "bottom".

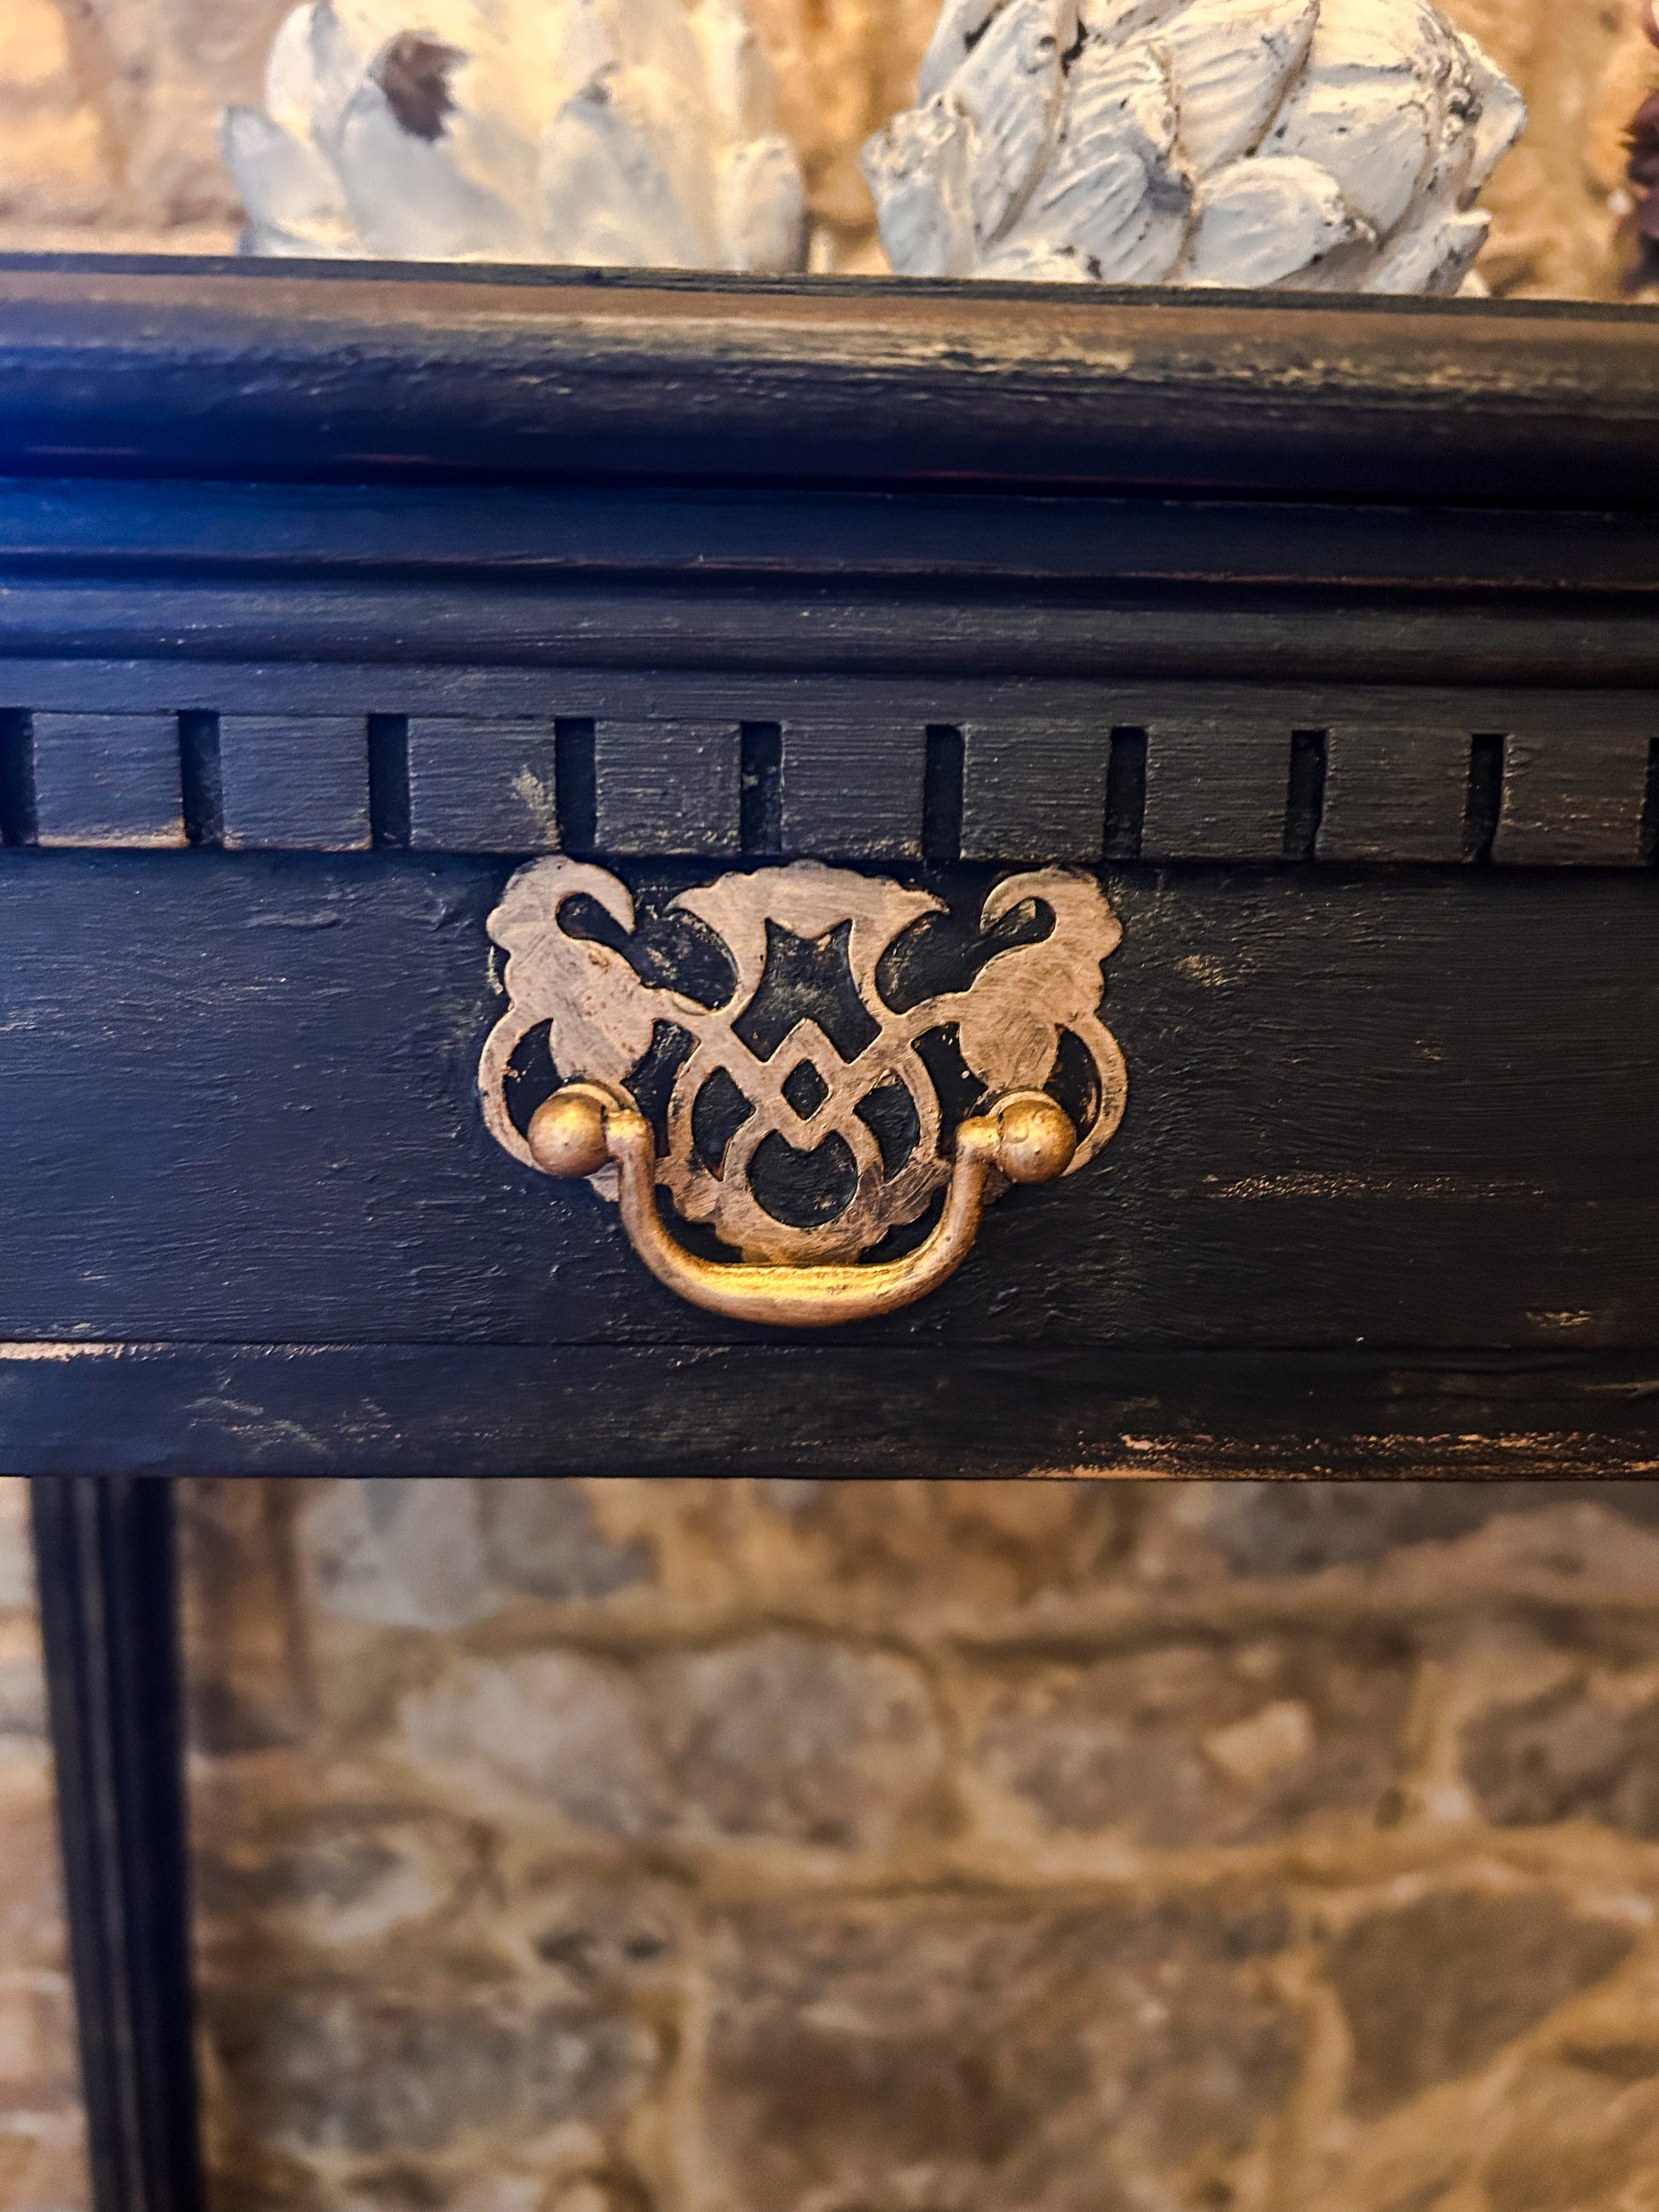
[{"left": 527, "top": 1082, "right": 1078, "bottom": 1329}]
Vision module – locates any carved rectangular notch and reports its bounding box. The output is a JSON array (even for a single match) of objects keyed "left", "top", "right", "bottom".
[
  {"left": 408, "top": 719, "right": 559, "bottom": 852},
  {"left": 31, "top": 712, "right": 185, "bottom": 849},
  {"left": 220, "top": 716, "right": 371, "bottom": 851},
  {"left": 778, "top": 719, "right": 924, "bottom": 860},
  {"left": 594, "top": 720, "right": 741, "bottom": 857},
  {"left": 1495, "top": 727, "right": 1654, "bottom": 867},
  {"left": 959, "top": 720, "right": 1107, "bottom": 863}
]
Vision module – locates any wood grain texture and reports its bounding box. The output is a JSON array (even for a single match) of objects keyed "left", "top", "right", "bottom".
[
  {"left": 593, "top": 719, "right": 741, "bottom": 857},
  {"left": 4, "top": 261, "right": 1659, "bottom": 508},
  {"left": 0, "top": 852, "right": 1654, "bottom": 1366},
  {"left": 3, "top": 453, "right": 1659, "bottom": 703},
  {"left": 1320, "top": 725, "right": 1471, "bottom": 863},
  {"left": 8, "top": 475, "right": 1659, "bottom": 597},
  {"left": 3, "top": 1343, "right": 1654, "bottom": 1476},
  {"left": 407, "top": 716, "right": 559, "bottom": 852},
  {"left": 9, "top": 576, "right": 1659, "bottom": 692},
  {"left": 779, "top": 718, "right": 924, "bottom": 858},
  {"left": 1142, "top": 719, "right": 1290, "bottom": 863},
  {"left": 30, "top": 713, "right": 182, "bottom": 849},
  {"left": 1496, "top": 725, "right": 1655, "bottom": 867},
  {"left": 218, "top": 714, "right": 369, "bottom": 852},
  {"left": 959, "top": 719, "right": 1107, "bottom": 863}
]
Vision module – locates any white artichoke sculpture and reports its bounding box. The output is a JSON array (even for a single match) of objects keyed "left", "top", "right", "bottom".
[
  {"left": 223, "top": 0, "right": 807, "bottom": 271},
  {"left": 862, "top": 0, "right": 1525, "bottom": 291}
]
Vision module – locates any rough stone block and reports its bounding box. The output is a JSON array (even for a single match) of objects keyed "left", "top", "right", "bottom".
[
  {"left": 178, "top": 1478, "right": 316, "bottom": 1755},
  {"left": 403, "top": 1650, "right": 664, "bottom": 1839},
  {"left": 400, "top": 1633, "right": 945, "bottom": 1859},
  {"left": 0, "top": 1975, "right": 79, "bottom": 2110},
  {"left": 0, "top": 1775, "right": 69, "bottom": 1975},
  {"left": 0, "top": 2121, "right": 89, "bottom": 2212},
  {"left": 704, "top": 1892, "right": 1304, "bottom": 2212},
  {"left": 192, "top": 1808, "right": 488, "bottom": 1955},
  {"left": 201, "top": 1983, "right": 659, "bottom": 2161},
  {"left": 1323, "top": 1886, "right": 1636, "bottom": 2117},
  {"left": 503, "top": 1475, "right": 1138, "bottom": 1626},
  {"left": 1143, "top": 1479, "right": 1659, "bottom": 1603},
  {"left": 300, "top": 1479, "right": 652, "bottom": 1632},
  {"left": 1461, "top": 1669, "right": 1659, "bottom": 1836},
  {"left": 958, "top": 1631, "right": 1413, "bottom": 1848},
  {"left": 0, "top": 1481, "right": 32, "bottom": 1614},
  {"left": 0, "top": 1619, "right": 47, "bottom": 1750}
]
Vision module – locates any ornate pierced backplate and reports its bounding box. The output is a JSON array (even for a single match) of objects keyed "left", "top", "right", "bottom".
[{"left": 479, "top": 858, "right": 1127, "bottom": 1263}]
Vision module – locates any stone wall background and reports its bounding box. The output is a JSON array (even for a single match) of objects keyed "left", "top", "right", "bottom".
[
  {"left": 164, "top": 1475, "right": 1659, "bottom": 2212},
  {"left": 0, "top": 1480, "right": 87, "bottom": 2212},
  {"left": 0, "top": 0, "right": 1653, "bottom": 290}
]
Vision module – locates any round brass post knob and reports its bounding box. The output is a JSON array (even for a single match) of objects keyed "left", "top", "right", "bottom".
[
  {"left": 991, "top": 1090, "right": 1077, "bottom": 1185},
  {"left": 527, "top": 1083, "right": 614, "bottom": 1181}
]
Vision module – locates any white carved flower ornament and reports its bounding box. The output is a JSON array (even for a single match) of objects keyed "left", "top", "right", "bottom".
[
  {"left": 224, "top": 0, "right": 807, "bottom": 270},
  {"left": 863, "top": 0, "right": 1526, "bottom": 291}
]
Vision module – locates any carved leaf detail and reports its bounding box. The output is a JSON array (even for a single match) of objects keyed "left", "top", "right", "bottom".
[
  {"left": 478, "top": 857, "right": 671, "bottom": 1170},
  {"left": 951, "top": 871, "right": 1126, "bottom": 1158},
  {"left": 955, "top": 870, "right": 1117, "bottom": 1083},
  {"left": 491, "top": 858, "right": 664, "bottom": 1082}
]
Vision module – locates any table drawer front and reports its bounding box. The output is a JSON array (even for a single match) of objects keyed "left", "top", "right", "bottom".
[
  {"left": 1, "top": 661, "right": 1655, "bottom": 1475},
  {"left": 2, "top": 832, "right": 1656, "bottom": 1470}
]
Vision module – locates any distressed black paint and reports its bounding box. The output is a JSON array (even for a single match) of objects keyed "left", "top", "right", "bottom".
[
  {"left": 9, "top": 257, "right": 1659, "bottom": 2212},
  {"left": 0, "top": 262, "right": 1649, "bottom": 1482},
  {"left": 1, "top": 1344, "right": 1653, "bottom": 1478},
  {"left": 30, "top": 1477, "right": 199, "bottom": 2212},
  {"left": 0, "top": 849, "right": 1653, "bottom": 1369}
]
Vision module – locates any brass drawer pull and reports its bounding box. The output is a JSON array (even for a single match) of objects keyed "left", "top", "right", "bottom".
[
  {"left": 479, "top": 856, "right": 1126, "bottom": 1325},
  {"left": 527, "top": 1080, "right": 1077, "bottom": 1327}
]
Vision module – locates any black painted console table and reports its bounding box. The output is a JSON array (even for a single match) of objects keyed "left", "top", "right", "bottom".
[{"left": 1, "top": 256, "right": 1655, "bottom": 2209}]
